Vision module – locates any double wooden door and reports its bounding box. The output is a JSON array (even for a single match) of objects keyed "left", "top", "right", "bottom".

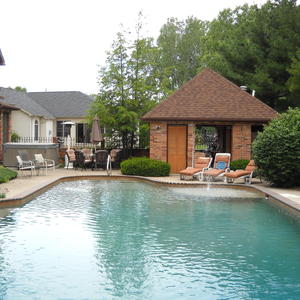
[{"left": 167, "top": 125, "right": 187, "bottom": 173}]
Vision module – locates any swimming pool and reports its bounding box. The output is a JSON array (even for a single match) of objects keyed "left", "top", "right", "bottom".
[{"left": 0, "top": 180, "right": 300, "bottom": 299}]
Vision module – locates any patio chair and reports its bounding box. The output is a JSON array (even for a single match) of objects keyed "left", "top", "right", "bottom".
[
  {"left": 17, "top": 150, "right": 31, "bottom": 163},
  {"left": 202, "top": 153, "right": 231, "bottom": 181},
  {"left": 179, "top": 157, "right": 212, "bottom": 181},
  {"left": 110, "top": 149, "right": 122, "bottom": 169},
  {"left": 82, "top": 148, "right": 93, "bottom": 160},
  {"left": 74, "top": 150, "right": 93, "bottom": 170},
  {"left": 16, "top": 155, "right": 35, "bottom": 176},
  {"left": 34, "top": 154, "right": 55, "bottom": 175},
  {"left": 66, "top": 149, "right": 76, "bottom": 169},
  {"left": 94, "top": 150, "right": 109, "bottom": 170},
  {"left": 224, "top": 160, "right": 256, "bottom": 184}
]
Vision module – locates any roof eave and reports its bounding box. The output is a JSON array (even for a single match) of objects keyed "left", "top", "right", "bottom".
[{"left": 141, "top": 116, "right": 276, "bottom": 123}]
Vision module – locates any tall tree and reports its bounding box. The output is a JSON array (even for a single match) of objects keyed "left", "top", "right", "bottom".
[
  {"left": 202, "top": 0, "right": 300, "bottom": 110},
  {"left": 157, "top": 17, "right": 207, "bottom": 91},
  {"left": 90, "top": 15, "right": 162, "bottom": 149}
]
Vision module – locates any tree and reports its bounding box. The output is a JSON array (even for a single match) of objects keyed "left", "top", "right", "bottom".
[
  {"left": 157, "top": 17, "right": 207, "bottom": 91},
  {"left": 11, "top": 86, "right": 27, "bottom": 92},
  {"left": 90, "top": 15, "right": 162, "bottom": 150},
  {"left": 202, "top": 0, "right": 300, "bottom": 111}
]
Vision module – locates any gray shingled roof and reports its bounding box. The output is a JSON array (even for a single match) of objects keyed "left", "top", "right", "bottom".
[
  {"left": 28, "top": 91, "right": 93, "bottom": 118},
  {"left": 0, "top": 88, "right": 55, "bottom": 119}
]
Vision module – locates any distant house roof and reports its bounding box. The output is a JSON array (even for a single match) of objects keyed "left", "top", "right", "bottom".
[
  {"left": 142, "top": 68, "right": 278, "bottom": 122},
  {"left": 0, "top": 88, "right": 55, "bottom": 119},
  {"left": 28, "top": 91, "right": 93, "bottom": 118},
  {"left": 0, "top": 49, "right": 5, "bottom": 65},
  {"left": 0, "top": 101, "right": 19, "bottom": 111}
]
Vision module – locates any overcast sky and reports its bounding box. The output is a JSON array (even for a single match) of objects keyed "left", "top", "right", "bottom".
[{"left": 1, "top": 0, "right": 269, "bottom": 95}]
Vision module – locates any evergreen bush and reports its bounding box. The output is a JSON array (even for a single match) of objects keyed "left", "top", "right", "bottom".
[
  {"left": 252, "top": 108, "right": 300, "bottom": 187},
  {"left": 121, "top": 157, "right": 170, "bottom": 177},
  {"left": 230, "top": 160, "right": 250, "bottom": 171}
]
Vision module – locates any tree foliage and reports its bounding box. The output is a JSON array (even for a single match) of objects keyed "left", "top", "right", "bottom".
[
  {"left": 203, "top": 0, "right": 300, "bottom": 110},
  {"left": 92, "top": 2, "right": 300, "bottom": 150},
  {"left": 252, "top": 108, "right": 300, "bottom": 187}
]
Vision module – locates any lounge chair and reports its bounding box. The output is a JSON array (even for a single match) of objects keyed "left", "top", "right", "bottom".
[
  {"left": 34, "top": 154, "right": 55, "bottom": 175},
  {"left": 16, "top": 155, "right": 35, "bottom": 176},
  {"left": 224, "top": 160, "right": 256, "bottom": 184},
  {"left": 179, "top": 157, "right": 212, "bottom": 181},
  {"left": 202, "top": 153, "right": 231, "bottom": 181}
]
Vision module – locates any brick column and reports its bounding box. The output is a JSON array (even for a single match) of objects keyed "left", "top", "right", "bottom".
[
  {"left": 187, "top": 123, "right": 195, "bottom": 167},
  {"left": 149, "top": 122, "right": 167, "bottom": 162},
  {"left": 231, "top": 124, "right": 252, "bottom": 161}
]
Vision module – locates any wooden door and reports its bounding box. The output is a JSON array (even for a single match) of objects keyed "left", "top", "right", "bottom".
[{"left": 167, "top": 125, "right": 187, "bottom": 173}]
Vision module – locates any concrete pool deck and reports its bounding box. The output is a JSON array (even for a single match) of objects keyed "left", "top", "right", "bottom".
[{"left": 1, "top": 167, "right": 300, "bottom": 213}]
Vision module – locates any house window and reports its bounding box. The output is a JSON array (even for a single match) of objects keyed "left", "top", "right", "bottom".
[
  {"left": 76, "top": 123, "right": 91, "bottom": 143},
  {"left": 34, "top": 120, "right": 39, "bottom": 141},
  {"left": 56, "top": 121, "right": 71, "bottom": 137}
]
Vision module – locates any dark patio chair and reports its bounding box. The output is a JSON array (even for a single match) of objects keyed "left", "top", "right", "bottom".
[
  {"left": 74, "top": 150, "right": 93, "bottom": 170},
  {"left": 94, "top": 150, "right": 108, "bottom": 170},
  {"left": 110, "top": 149, "right": 122, "bottom": 169}
]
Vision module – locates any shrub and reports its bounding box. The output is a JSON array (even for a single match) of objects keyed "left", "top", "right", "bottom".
[
  {"left": 11, "top": 131, "right": 20, "bottom": 142},
  {"left": 0, "top": 166, "right": 18, "bottom": 183},
  {"left": 230, "top": 159, "right": 250, "bottom": 171},
  {"left": 252, "top": 108, "right": 300, "bottom": 187},
  {"left": 121, "top": 157, "right": 170, "bottom": 177}
]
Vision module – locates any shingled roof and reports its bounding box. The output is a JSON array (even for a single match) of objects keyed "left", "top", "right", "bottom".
[
  {"left": 142, "top": 68, "right": 277, "bottom": 122},
  {"left": 0, "top": 88, "right": 55, "bottom": 119},
  {"left": 28, "top": 91, "right": 93, "bottom": 118}
]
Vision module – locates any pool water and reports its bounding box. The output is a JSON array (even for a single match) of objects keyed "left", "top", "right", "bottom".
[{"left": 0, "top": 180, "right": 300, "bottom": 300}]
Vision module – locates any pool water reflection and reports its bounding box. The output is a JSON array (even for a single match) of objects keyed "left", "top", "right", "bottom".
[{"left": 0, "top": 180, "right": 300, "bottom": 299}]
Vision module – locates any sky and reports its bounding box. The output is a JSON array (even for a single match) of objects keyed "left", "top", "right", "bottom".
[{"left": 1, "top": 0, "right": 269, "bottom": 95}]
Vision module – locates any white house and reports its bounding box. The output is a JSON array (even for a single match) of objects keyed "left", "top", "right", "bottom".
[{"left": 0, "top": 88, "right": 94, "bottom": 143}]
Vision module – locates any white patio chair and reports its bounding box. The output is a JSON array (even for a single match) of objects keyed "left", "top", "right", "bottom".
[
  {"left": 16, "top": 155, "right": 35, "bottom": 176},
  {"left": 34, "top": 154, "right": 55, "bottom": 175}
]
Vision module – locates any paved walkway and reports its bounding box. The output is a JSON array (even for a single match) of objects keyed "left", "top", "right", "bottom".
[{"left": 1, "top": 167, "right": 300, "bottom": 212}]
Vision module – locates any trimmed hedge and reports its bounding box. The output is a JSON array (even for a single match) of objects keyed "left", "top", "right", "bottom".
[
  {"left": 252, "top": 108, "right": 300, "bottom": 187},
  {"left": 230, "top": 159, "right": 250, "bottom": 171},
  {"left": 0, "top": 166, "right": 18, "bottom": 183},
  {"left": 121, "top": 157, "right": 170, "bottom": 177}
]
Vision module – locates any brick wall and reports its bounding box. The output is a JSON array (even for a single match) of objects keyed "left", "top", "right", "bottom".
[
  {"left": 149, "top": 122, "right": 167, "bottom": 161},
  {"left": 231, "top": 124, "right": 252, "bottom": 161}
]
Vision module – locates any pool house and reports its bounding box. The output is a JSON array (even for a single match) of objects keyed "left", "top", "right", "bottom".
[{"left": 141, "top": 68, "right": 278, "bottom": 173}]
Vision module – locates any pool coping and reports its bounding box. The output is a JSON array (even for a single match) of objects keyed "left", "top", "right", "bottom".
[{"left": 1, "top": 174, "right": 300, "bottom": 215}]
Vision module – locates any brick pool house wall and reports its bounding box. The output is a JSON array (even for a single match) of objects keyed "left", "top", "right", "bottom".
[
  {"left": 149, "top": 122, "right": 168, "bottom": 162},
  {"left": 231, "top": 123, "right": 252, "bottom": 161},
  {"left": 149, "top": 121, "right": 252, "bottom": 166},
  {"left": 149, "top": 121, "right": 195, "bottom": 166}
]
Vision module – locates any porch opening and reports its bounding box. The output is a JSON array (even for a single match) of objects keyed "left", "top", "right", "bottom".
[{"left": 195, "top": 125, "right": 231, "bottom": 158}]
